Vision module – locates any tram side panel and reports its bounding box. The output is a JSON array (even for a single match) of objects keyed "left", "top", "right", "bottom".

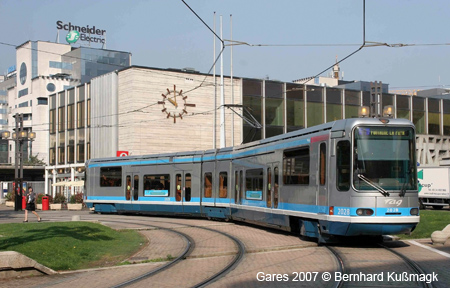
[
  {"left": 210, "top": 160, "right": 232, "bottom": 218},
  {"left": 136, "top": 162, "right": 202, "bottom": 216},
  {"left": 280, "top": 143, "right": 317, "bottom": 216},
  {"left": 87, "top": 165, "right": 125, "bottom": 213}
]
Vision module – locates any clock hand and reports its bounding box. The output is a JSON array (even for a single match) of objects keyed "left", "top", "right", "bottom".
[{"left": 168, "top": 97, "right": 178, "bottom": 108}]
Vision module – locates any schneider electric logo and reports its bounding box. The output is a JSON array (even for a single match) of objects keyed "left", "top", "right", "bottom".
[
  {"left": 66, "top": 30, "right": 80, "bottom": 44},
  {"left": 57, "top": 21, "right": 106, "bottom": 44}
]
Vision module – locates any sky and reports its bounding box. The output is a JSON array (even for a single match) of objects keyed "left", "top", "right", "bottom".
[{"left": 1, "top": 0, "right": 450, "bottom": 91}]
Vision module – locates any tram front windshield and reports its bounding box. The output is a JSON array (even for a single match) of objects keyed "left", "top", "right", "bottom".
[{"left": 353, "top": 126, "right": 417, "bottom": 191}]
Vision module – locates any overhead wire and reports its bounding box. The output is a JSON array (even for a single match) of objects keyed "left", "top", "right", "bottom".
[{"left": 2, "top": 0, "right": 449, "bottom": 133}]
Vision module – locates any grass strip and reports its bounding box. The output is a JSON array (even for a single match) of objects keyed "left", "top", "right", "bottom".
[
  {"left": 398, "top": 209, "right": 450, "bottom": 240},
  {"left": 0, "top": 221, "right": 147, "bottom": 271}
]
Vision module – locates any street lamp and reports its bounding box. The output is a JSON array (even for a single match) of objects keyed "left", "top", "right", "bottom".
[{"left": 1, "top": 113, "right": 36, "bottom": 211}]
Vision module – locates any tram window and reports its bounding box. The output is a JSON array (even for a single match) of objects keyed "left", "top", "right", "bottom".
[
  {"left": 336, "top": 141, "right": 351, "bottom": 191},
  {"left": 320, "top": 143, "right": 326, "bottom": 185},
  {"left": 245, "top": 169, "right": 263, "bottom": 200},
  {"left": 267, "top": 168, "right": 272, "bottom": 207},
  {"left": 176, "top": 174, "right": 182, "bottom": 202},
  {"left": 274, "top": 167, "right": 279, "bottom": 208},
  {"left": 100, "top": 167, "right": 122, "bottom": 187},
  {"left": 126, "top": 176, "right": 131, "bottom": 200},
  {"left": 240, "top": 171, "right": 244, "bottom": 201},
  {"left": 204, "top": 172, "right": 213, "bottom": 198},
  {"left": 143, "top": 174, "right": 170, "bottom": 196},
  {"left": 283, "top": 147, "right": 310, "bottom": 185},
  {"left": 219, "top": 172, "right": 228, "bottom": 198},
  {"left": 133, "top": 175, "right": 139, "bottom": 201},
  {"left": 234, "top": 171, "right": 239, "bottom": 204},
  {"left": 185, "top": 174, "right": 191, "bottom": 202}
]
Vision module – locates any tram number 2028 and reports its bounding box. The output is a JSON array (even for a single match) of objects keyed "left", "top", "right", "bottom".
[{"left": 336, "top": 208, "right": 350, "bottom": 216}]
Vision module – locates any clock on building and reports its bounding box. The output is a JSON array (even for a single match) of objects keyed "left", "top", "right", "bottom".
[{"left": 158, "top": 85, "right": 196, "bottom": 123}]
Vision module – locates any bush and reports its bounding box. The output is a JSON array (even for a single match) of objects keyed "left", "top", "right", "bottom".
[
  {"left": 69, "top": 193, "right": 84, "bottom": 204},
  {"left": 53, "top": 193, "right": 66, "bottom": 204},
  {"left": 36, "top": 193, "right": 44, "bottom": 204},
  {"left": 5, "top": 192, "right": 14, "bottom": 201}
]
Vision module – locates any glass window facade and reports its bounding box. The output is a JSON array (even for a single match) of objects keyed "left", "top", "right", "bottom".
[
  {"left": 428, "top": 98, "right": 440, "bottom": 135},
  {"left": 47, "top": 83, "right": 56, "bottom": 92},
  {"left": 243, "top": 79, "right": 262, "bottom": 143},
  {"left": 382, "top": 93, "right": 394, "bottom": 106},
  {"left": 362, "top": 91, "right": 370, "bottom": 107},
  {"left": 307, "top": 87, "right": 323, "bottom": 127},
  {"left": 19, "top": 62, "right": 27, "bottom": 85},
  {"left": 49, "top": 61, "right": 73, "bottom": 70},
  {"left": 265, "top": 81, "right": 284, "bottom": 138},
  {"left": 413, "top": 97, "right": 426, "bottom": 134},
  {"left": 444, "top": 100, "right": 450, "bottom": 135},
  {"left": 18, "top": 88, "right": 28, "bottom": 98},
  {"left": 286, "top": 84, "right": 304, "bottom": 132},
  {"left": 397, "top": 95, "right": 410, "bottom": 120},
  {"left": 326, "top": 88, "right": 342, "bottom": 122},
  {"left": 345, "top": 90, "right": 360, "bottom": 119},
  {"left": 32, "top": 41, "right": 38, "bottom": 79},
  {"left": 37, "top": 98, "right": 48, "bottom": 105},
  {"left": 62, "top": 48, "right": 131, "bottom": 83}
]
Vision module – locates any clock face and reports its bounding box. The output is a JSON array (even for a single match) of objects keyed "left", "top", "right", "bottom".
[{"left": 158, "top": 85, "right": 196, "bottom": 123}]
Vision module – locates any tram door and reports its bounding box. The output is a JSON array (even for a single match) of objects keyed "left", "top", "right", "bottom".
[
  {"left": 233, "top": 167, "right": 244, "bottom": 205},
  {"left": 125, "top": 174, "right": 140, "bottom": 209},
  {"left": 266, "top": 163, "right": 280, "bottom": 209},
  {"left": 175, "top": 171, "right": 192, "bottom": 213},
  {"left": 317, "top": 142, "right": 328, "bottom": 213}
]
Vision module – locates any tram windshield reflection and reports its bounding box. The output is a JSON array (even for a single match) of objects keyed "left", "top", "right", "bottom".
[{"left": 353, "top": 126, "right": 417, "bottom": 191}]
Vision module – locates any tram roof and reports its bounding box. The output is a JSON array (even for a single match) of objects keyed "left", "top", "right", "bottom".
[{"left": 87, "top": 118, "right": 414, "bottom": 166}]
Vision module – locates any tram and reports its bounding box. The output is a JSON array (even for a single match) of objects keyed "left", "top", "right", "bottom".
[{"left": 85, "top": 117, "right": 419, "bottom": 243}]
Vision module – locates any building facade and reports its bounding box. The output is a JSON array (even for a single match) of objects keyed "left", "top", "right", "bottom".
[
  {"left": 0, "top": 40, "right": 131, "bottom": 167},
  {"left": 45, "top": 65, "right": 450, "bottom": 196}
]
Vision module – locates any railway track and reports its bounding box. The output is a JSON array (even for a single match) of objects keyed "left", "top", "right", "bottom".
[
  {"left": 101, "top": 217, "right": 246, "bottom": 288},
  {"left": 327, "top": 244, "right": 437, "bottom": 288},
  {"left": 110, "top": 226, "right": 194, "bottom": 288},
  {"left": 2, "top": 211, "right": 446, "bottom": 288}
]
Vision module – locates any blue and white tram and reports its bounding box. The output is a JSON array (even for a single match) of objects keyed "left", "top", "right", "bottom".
[{"left": 85, "top": 118, "right": 419, "bottom": 242}]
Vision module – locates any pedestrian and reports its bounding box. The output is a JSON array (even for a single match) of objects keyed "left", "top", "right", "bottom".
[{"left": 24, "top": 187, "right": 41, "bottom": 222}]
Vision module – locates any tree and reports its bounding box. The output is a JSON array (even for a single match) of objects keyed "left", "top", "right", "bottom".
[{"left": 24, "top": 153, "right": 46, "bottom": 166}]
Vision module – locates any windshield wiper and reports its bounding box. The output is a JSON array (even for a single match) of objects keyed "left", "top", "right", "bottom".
[
  {"left": 399, "top": 181, "right": 407, "bottom": 197},
  {"left": 400, "top": 165, "right": 413, "bottom": 197},
  {"left": 357, "top": 174, "right": 390, "bottom": 197}
]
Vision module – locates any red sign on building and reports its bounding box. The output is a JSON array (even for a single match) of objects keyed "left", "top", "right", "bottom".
[{"left": 117, "top": 151, "right": 129, "bottom": 157}]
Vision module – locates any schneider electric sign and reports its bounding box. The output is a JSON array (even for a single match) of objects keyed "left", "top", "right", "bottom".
[{"left": 57, "top": 21, "right": 106, "bottom": 44}]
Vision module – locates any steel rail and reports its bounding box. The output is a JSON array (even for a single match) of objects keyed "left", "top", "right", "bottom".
[
  {"left": 191, "top": 226, "right": 246, "bottom": 288},
  {"left": 326, "top": 246, "right": 346, "bottom": 288},
  {"left": 379, "top": 244, "right": 436, "bottom": 288},
  {"left": 109, "top": 222, "right": 194, "bottom": 288}
]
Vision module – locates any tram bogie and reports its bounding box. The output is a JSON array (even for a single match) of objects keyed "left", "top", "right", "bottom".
[{"left": 86, "top": 118, "right": 420, "bottom": 243}]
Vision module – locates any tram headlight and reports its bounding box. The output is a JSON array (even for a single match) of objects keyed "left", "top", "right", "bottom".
[
  {"left": 358, "top": 106, "right": 370, "bottom": 118},
  {"left": 410, "top": 208, "right": 419, "bottom": 215},
  {"left": 356, "top": 208, "right": 374, "bottom": 216}
]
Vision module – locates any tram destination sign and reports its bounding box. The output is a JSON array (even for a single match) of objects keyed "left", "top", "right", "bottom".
[
  {"left": 357, "top": 127, "right": 410, "bottom": 137},
  {"left": 56, "top": 20, "right": 106, "bottom": 44}
]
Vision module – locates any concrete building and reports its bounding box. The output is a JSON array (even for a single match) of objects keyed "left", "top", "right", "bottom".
[
  {"left": 0, "top": 40, "right": 131, "bottom": 167},
  {"left": 45, "top": 65, "right": 450, "bottom": 197}
]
